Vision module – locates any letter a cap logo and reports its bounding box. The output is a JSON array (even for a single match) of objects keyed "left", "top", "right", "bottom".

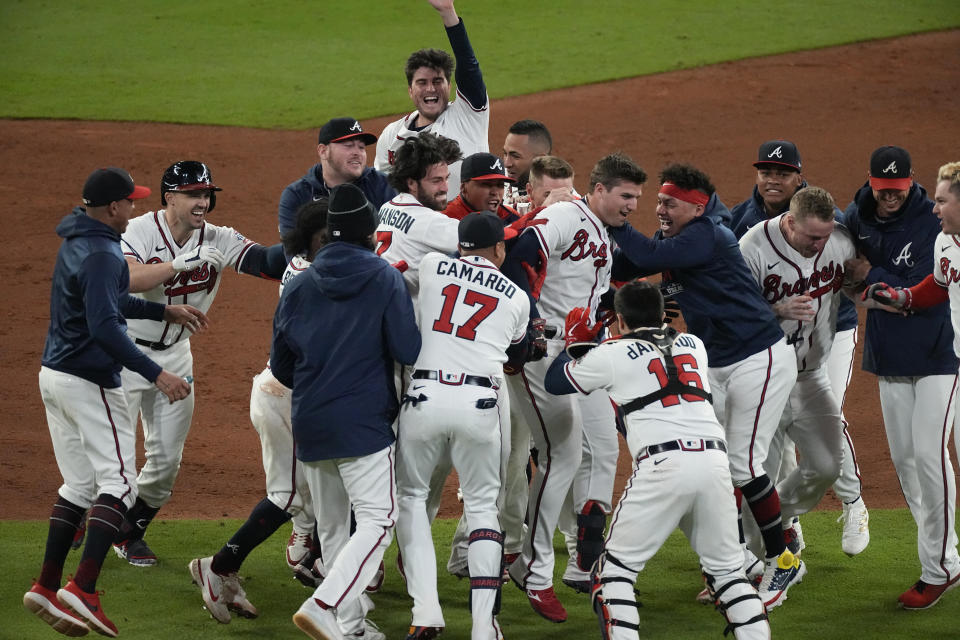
[
  {"left": 462, "top": 152, "right": 515, "bottom": 183},
  {"left": 869, "top": 145, "right": 912, "bottom": 191},
  {"left": 318, "top": 116, "right": 377, "bottom": 145},
  {"left": 754, "top": 140, "right": 801, "bottom": 171}
]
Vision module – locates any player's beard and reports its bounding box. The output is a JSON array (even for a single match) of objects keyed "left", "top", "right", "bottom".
[{"left": 419, "top": 191, "right": 447, "bottom": 212}]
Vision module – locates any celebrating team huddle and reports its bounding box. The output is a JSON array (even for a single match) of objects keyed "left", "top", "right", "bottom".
[{"left": 23, "top": 1, "right": 960, "bottom": 639}]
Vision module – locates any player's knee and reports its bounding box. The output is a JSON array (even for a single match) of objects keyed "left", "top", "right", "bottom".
[{"left": 705, "top": 570, "right": 770, "bottom": 640}]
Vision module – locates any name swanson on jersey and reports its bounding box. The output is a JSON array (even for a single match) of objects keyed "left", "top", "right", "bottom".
[{"left": 435, "top": 257, "right": 518, "bottom": 299}]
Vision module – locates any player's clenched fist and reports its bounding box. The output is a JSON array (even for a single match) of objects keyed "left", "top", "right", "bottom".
[
  {"left": 773, "top": 294, "right": 816, "bottom": 321},
  {"left": 172, "top": 245, "right": 227, "bottom": 272},
  {"left": 163, "top": 304, "right": 210, "bottom": 335},
  {"left": 862, "top": 282, "right": 910, "bottom": 310},
  {"left": 155, "top": 370, "right": 192, "bottom": 404}
]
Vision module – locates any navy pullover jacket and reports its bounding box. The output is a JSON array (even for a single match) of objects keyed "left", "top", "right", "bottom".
[
  {"left": 42, "top": 207, "right": 165, "bottom": 388},
  {"left": 844, "top": 182, "right": 957, "bottom": 376},
  {"left": 271, "top": 242, "right": 420, "bottom": 461},
  {"left": 610, "top": 198, "right": 783, "bottom": 368},
  {"left": 728, "top": 184, "right": 858, "bottom": 332}
]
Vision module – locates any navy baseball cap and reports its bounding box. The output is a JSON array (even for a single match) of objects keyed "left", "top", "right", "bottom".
[
  {"left": 869, "top": 146, "right": 912, "bottom": 191},
  {"left": 82, "top": 167, "right": 151, "bottom": 207},
  {"left": 754, "top": 140, "right": 802, "bottom": 172},
  {"left": 327, "top": 183, "right": 377, "bottom": 241},
  {"left": 460, "top": 153, "right": 514, "bottom": 183},
  {"left": 458, "top": 211, "right": 517, "bottom": 249},
  {"left": 318, "top": 117, "right": 377, "bottom": 145}
]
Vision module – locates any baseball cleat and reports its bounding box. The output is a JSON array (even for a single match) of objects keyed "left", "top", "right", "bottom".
[
  {"left": 188, "top": 557, "right": 232, "bottom": 624},
  {"left": 562, "top": 577, "right": 592, "bottom": 594},
  {"left": 898, "top": 576, "right": 960, "bottom": 610},
  {"left": 525, "top": 586, "right": 567, "bottom": 623},
  {"left": 56, "top": 579, "right": 118, "bottom": 637},
  {"left": 23, "top": 582, "right": 90, "bottom": 637},
  {"left": 223, "top": 573, "right": 259, "bottom": 619},
  {"left": 839, "top": 498, "right": 870, "bottom": 556},
  {"left": 286, "top": 530, "right": 314, "bottom": 571},
  {"left": 292, "top": 597, "right": 345, "bottom": 640},
  {"left": 293, "top": 557, "right": 326, "bottom": 589},
  {"left": 405, "top": 625, "right": 443, "bottom": 639},
  {"left": 349, "top": 619, "right": 385, "bottom": 640},
  {"left": 783, "top": 520, "right": 804, "bottom": 557},
  {"left": 112, "top": 538, "right": 157, "bottom": 566},
  {"left": 757, "top": 549, "right": 806, "bottom": 612}
]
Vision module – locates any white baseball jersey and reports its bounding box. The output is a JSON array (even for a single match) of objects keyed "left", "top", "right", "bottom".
[
  {"left": 527, "top": 198, "right": 612, "bottom": 328},
  {"left": 376, "top": 193, "right": 460, "bottom": 301},
  {"left": 739, "top": 215, "right": 855, "bottom": 371},
  {"left": 560, "top": 331, "right": 722, "bottom": 456},
  {"left": 121, "top": 210, "right": 257, "bottom": 346},
  {"left": 933, "top": 232, "right": 960, "bottom": 357},
  {"left": 414, "top": 252, "right": 529, "bottom": 377},
  {"left": 375, "top": 91, "right": 490, "bottom": 191}
]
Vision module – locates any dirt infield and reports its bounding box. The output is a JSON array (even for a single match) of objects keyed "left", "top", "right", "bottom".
[{"left": 2, "top": 30, "right": 958, "bottom": 520}]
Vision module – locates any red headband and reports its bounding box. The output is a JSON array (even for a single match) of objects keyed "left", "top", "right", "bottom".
[{"left": 659, "top": 182, "right": 709, "bottom": 206}]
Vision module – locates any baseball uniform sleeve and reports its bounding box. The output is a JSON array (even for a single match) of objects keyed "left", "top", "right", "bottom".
[
  {"left": 80, "top": 252, "right": 162, "bottom": 382},
  {"left": 610, "top": 219, "right": 716, "bottom": 272},
  {"left": 118, "top": 294, "right": 165, "bottom": 322},
  {"left": 270, "top": 296, "right": 296, "bottom": 389},
  {"left": 375, "top": 119, "right": 403, "bottom": 173},
  {"left": 120, "top": 214, "right": 152, "bottom": 263},
  {"left": 447, "top": 18, "right": 487, "bottom": 110},
  {"left": 424, "top": 215, "right": 461, "bottom": 255},
  {"left": 545, "top": 345, "right": 611, "bottom": 396},
  {"left": 737, "top": 225, "right": 764, "bottom": 284}
]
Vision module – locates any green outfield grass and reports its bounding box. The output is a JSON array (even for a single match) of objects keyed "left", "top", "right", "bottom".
[
  {"left": 1, "top": 1, "right": 957, "bottom": 127},
  {"left": 1, "top": 510, "right": 957, "bottom": 639}
]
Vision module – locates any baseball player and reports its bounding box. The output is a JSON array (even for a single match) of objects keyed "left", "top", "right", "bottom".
[
  {"left": 610, "top": 164, "right": 803, "bottom": 610},
  {"left": 739, "top": 187, "right": 854, "bottom": 534},
  {"left": 728, "top": 140, "right": 869, "bottom": 557},
  {"left": 187, "top": 200, "right": 331, "bottom": 625},
  {"left": 375, "top": 0, "right": 489, "bottom": 192},
  {"left": 377, "top": 132, "right": 462, "bottom": 304},
  {"left": 278, "top": 184, "right": 420, "bottom": 640},
  {"left": 499, "top": 152, "right": 646, "bottom": 623},
  {"left": 24, "top": 168, "right": 201, "bottom": 638},
  {"left": 278, "top": 117, "right": 395, "bottom": 239},
  {"left": 501, "top": 119, "right": 553, "bottom": 190},
  {"left": 544, "top": 281, "right": 770, "bottom": 640},
  {"left": 443, "top": 152, "right": 520, "bottom": 223},
  {"left": 112, "top": 161, "right": 289, "bottom": 566},
  {"left": 852, "top": 154, "right": 960, "bottom": 610},
  {"left": 396, "top": 212, "right": 529, "bottom": 640}
]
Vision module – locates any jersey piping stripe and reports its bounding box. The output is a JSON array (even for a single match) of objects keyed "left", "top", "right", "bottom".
[
  {"left": 235, "top": 241, "right": 257, "bottom": 273},
  {"left": 99, "top": 386, "right": 132, "bottom": 504},
  {"left": 456, "top": 257, "right": 498, "bottom": 270},
  {"left": 385, "top": 199, "right": 424, "bottom": 208},
  {"left": 517, "top": 367, "right": 553, "bottom": 583},
  {"left": 152, "top": 211, "right": 178, "bottom": 253},
  {"left": 455, "top": 87, "right": 489, "bottom": 112},
  {"left": 606, "top": 454, "right": 640, "bottom": 542},
  {"left": 937, "top": 373, "right": 959, "bottom": 580},
  {"left": 746, "top": 346, "right": 775, "bottom": 477},
  {"left": 837, "top": 327, "right": 863, "bottom": 488},
  {"left": 562, "top": 361, "right": 589, "bottom": 394},
  {"left": 332, "top": 445, "right": 397, "bottom": 607},
  {"left": 577, "top": 202, "right": 608, "bottom": 319},
  {"left": 280, "top": 432, "right": 299, "bottom": 513}
]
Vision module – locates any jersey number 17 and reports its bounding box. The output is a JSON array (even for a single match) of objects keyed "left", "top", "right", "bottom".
[{"left": 432, "top": 284, "right": 500, "bottom": 342}]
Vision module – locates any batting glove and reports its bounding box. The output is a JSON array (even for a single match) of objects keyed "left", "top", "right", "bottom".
[
  {"left": 863, "top": 282, "right": 910, "bottom": 309},
  {"left": 172, "top": 246, "right": 227, "bottom": 272}
]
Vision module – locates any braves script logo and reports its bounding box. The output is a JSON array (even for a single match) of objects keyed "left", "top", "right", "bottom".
[
  {"left": 761, "top": 262, "right": 845, "bottom": 303},
  {"left": 767, "top": 145, "right": 784, "bottom": 159},
  {"left": 940, "top": 257, "right": 960, "bottom": 285},
  {"left": 349, "top": 120, "right": 362, "bottom": 132},
  {"left": 561, "top": 229, "right": 608, "bottom": 267},
  {"left": 149, "top": 257, "right": 219, "bottom": 296},
  {"left": 893, "top": 242, "right": 914, "bottom": 267},
  {"left": 882, "top": 161, "right": 899, "bottom": 174}
]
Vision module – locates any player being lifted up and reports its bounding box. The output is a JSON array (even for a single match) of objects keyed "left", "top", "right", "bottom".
[
  {"left": 113, "top": 161, "right": 289, "bottom": 567},
  {"left": 544, "top": 280, "right": 770, "bottom": 640},
  {"left": 396, "top": 211, "right": 530, "bottom": 640},
  {"left": 376, "top": 0, "right": 489, "bottom": 191},
  {"left": 610, "top": 163, "right": 802, "bottom": 611}
]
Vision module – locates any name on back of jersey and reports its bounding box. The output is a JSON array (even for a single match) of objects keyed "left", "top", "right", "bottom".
[
  {"left": 761, "top": 262, "right": 844, "bottom": 303},
  {"left": 624, "top": 334, "right": 697, "bottom": 359},
  {"left": 436, "top": 257, "right": 517, "bottom": 298},
  {"left": 379, "top": 207, "right": 415, "bottom": 233}
]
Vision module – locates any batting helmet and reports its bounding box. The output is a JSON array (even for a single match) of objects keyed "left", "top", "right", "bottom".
[{"left": 161, "top": 161, "right": 222, "bottom": 211}]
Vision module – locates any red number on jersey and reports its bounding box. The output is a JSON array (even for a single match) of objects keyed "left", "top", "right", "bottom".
[
  {"left": 432, "top": 283, "right": 500, "bottom": 341},
  {"left": 647, "top": 354, "right": 706, "bottom": 407},
  {"left": 376, "top": 231, "right": 393, "bottom": 257}
]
